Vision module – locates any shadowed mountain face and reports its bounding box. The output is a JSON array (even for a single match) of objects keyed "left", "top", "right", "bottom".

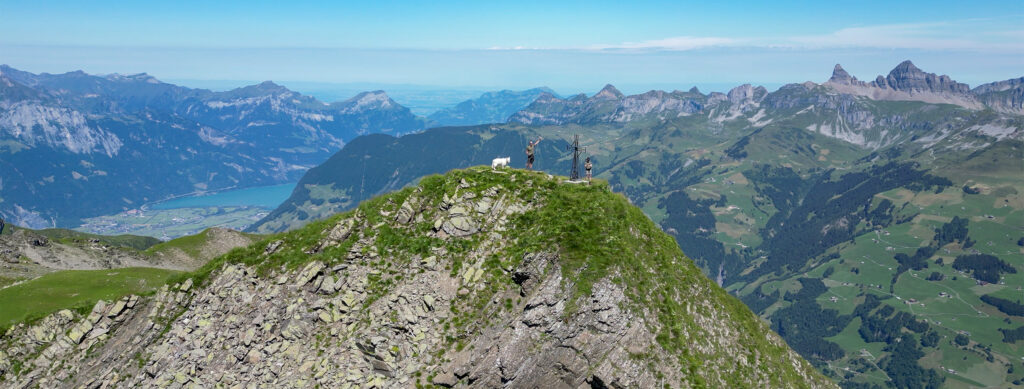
[
  {"left": 0, "top": 65, "right": 432, "bottom": 228},
  {"left": 248, "top": 126, "right": 569, "bottom": 233},
  {"left": 252, "top": 61, "right": 1024, "bottom": 387}
]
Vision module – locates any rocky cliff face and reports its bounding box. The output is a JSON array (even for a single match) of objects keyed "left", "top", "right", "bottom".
[
  {"left": 822, "top": 61, "right": 1024, "bottom": 116},
  {"left": 823, "top": 61, "right": 985, "bottom": 109},
  {"left": 0, "top": 168, "right": 835, "bottom": 388},
  {"left": 873, "top": 60, "right": 971, "bottom": 94},
  {"left": 972, "top": 77, "right": 1024, "bottom": 115}
]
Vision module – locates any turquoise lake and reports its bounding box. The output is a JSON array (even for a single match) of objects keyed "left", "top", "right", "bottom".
[{"left": 150, "top": 183, "right": 297, "bottom": 210}]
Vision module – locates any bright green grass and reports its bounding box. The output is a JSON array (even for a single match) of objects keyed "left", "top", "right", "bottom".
[
  {"left": 31, "top": 228, "right": 160, "bottom": 251},
  {"left": 0, "top": 276, "right": 20, "bottom": 288},
  {"left": 76, "top": 206, "right": 268, "bottom": 240},
  {"left": 145, "top": 230, "right": 211, "bottom": 258},
  {"left": 144, "top": 228, "right": 259, "bottom": 260},
  {"left": 756, "top": 184, "right": 1024, "bottom": 387},
  {"left": 0, "top": 267, "right": 180, "bottom": 330}
]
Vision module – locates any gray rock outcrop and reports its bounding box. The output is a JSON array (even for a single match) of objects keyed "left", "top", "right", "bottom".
[{"left": 0, "top": 169, "right": 836, "bottom": 388}]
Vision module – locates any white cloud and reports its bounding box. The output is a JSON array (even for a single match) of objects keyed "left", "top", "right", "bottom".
[
  {"left": 487, "top": 18, "right": 1024, "bottom": 53},
  {"left": 785, "top": 21, "right": 1024, "bottom": 51},
  {"left": 586, "top": 36, "right": 739, "bottom": 51}
]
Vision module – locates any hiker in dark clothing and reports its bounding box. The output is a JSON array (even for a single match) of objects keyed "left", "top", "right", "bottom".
[
  {"left": 584, "top": 157, "right": 593, "bottom": 182},
  {"left": 525, "top": 136, "right": 542, "bottom": 170}
]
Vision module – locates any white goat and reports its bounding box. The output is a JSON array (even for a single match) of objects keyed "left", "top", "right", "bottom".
[{"left": 491, "top": 157, "right": 511, "bottom": 170}]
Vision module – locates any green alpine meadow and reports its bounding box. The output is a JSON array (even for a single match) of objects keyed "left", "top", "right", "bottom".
[{"left": 2, "top": 2, "right": 1023, "bottom": 387}]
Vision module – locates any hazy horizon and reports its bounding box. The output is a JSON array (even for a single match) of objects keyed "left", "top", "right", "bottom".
[{"left": 2, "top": 1, "right": 1021, "bottom": 93}]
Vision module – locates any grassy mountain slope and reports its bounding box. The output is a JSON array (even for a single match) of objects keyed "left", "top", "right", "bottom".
[
  {"left": 0, "top": 267, "right": 180, "bottom": 331},
  {"left": 0, "top": 226, "right": 256, "bottom": 332},
  {"left": 0, "top": 167, "right": 834, "bottom": 388},
  {"left": 248, "top": 75, "right": 1024, "bottom": 386}
]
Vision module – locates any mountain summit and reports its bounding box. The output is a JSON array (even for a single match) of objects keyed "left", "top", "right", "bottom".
[
  {"left": 828, "top": 64, "right": 858, "bottom": 84},
  {"left": 0, "top": 167, "right": 835, "bottom": 388},
  {"left": 874, "top": 60, "right": 970, "bottom": 95},
  {"left": 593, "top": 84, "right": 625, "bottom": 99},
  {"left": 822, "top": 60, "right": 1005, "bottom": 109},
  {"left": 337, "top": 90, "right": 396, "bottom": 112}
]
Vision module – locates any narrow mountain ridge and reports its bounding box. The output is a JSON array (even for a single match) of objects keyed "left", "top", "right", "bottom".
[{"left": 0, "top": 167, "right": 835, "bottom": 388}]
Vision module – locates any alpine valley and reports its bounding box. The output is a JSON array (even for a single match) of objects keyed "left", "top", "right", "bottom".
[
  {"left": 0, "top": 65, "right": 431, "bottom": 229},
  {"left": 252, "top": 61, "right": 1024, "bottom": 388}
]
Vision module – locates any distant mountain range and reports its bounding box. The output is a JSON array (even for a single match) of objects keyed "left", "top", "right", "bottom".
[
  {"left": 427, "top": 87, "right": 557, "bottom": 126},
  {"left": 249, "top": 61, "right": 1024, "bottom": 387},
  {"left": 0, "top": 65, "right": 431, "bottom": 228},
  {"left": 257, "top": 60, "right": 1024, "bottom": 234},
  {"left": 510, "top": 60, "right": 1023, "bottom": 127}
]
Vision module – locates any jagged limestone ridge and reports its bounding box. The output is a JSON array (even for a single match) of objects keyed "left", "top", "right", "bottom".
[{"left": 0, "top": 167, "right": 835, "bottom": 388}]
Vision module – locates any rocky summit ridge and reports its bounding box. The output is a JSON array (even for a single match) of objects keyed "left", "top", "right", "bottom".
[
  {"left": 823, "top": 60, "right": 1023, "bottom": 111},
  {"left": 0, "top": 167, "right": 834, "bottom": 388},
  {"left": 510, "top": 60, "right": 1023, "bottom": 128}
]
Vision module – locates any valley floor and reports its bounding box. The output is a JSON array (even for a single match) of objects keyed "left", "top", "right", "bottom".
[{"left": 76, "top": 206, "right": 268, "bottom": 241}]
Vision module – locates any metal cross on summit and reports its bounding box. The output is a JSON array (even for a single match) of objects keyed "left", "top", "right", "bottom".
[{"left": 565, "top": 134, "right": 586, "bottom": 181}]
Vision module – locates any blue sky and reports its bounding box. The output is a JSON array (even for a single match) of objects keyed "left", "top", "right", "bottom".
[{"left": 1, "top": 0, "right": 1022, "bottom": 94}]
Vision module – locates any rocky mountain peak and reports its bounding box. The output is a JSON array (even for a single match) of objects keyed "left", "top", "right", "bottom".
[
  {"left": 875, "top": 60, "right": 970, "bottom": 94},
  {"left": 892, "top": 60, "right": 921, "bottom": 74},
  {"left": 726, "top": 83, "right": 767, "bottom": 104},
  {"left": 820, "top": 60, "right": 990, "bottom": 110},
  {"left": 0, "top": 167, "right": 835, "bottom": 388},
  {"left": 104, "top": 72, "right": 162, "bottom": 84},
  {"left": 531, "top": 91, "right": 562, "bottom": 104},
  {"left": 828, "top": 64, "right": 858, "bottom": 84},
  {"left": 342, "top": 90, "right": 395, "bottom": 111},
  {"left": 254, "top": 80, "right": 287, "bottom": 92},
  {"left": 221, "top": 80, "right": 292, "bottom": 99},
  {"left": 593, "top": 84, "right": 624, "bottom": 99}
]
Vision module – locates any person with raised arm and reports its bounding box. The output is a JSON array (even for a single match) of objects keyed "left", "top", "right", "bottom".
[{"left": 525, "top": 136, "right": 542, "bottom": 170}]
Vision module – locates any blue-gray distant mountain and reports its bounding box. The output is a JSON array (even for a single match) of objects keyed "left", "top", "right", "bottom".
[
  {"left": 0, "top": 65, "right": 431, "bottom": 228},
  {"left": 427, "top": 87, "right": 557, "bottom": 126}
]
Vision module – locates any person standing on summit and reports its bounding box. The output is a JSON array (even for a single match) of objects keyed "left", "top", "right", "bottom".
[
  {"left": 525, "top": 136, "right": 542, "bottom": 170},
  {"left": 584, "top": 156, "right": 593, "bottom": 183}
]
